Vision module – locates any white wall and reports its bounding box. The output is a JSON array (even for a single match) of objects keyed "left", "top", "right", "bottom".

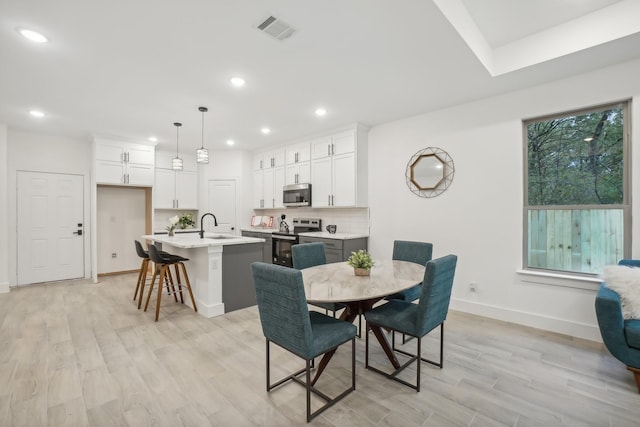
[
  {"left": 97, "top": 186, "right": 146, "bottom": 274},
  {"left": 368, "top": 58, "right": 640, "bottom": 341},
  {"left": 7, "top": 130, "right": 92, "bottom": 285},
  {"left": 0, "top": 125, "right": 8, "bottom": 293}
]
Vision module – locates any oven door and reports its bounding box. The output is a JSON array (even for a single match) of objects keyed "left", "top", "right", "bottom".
[{"left": 272, "top": 234, "right": 298, "bottom": 267}]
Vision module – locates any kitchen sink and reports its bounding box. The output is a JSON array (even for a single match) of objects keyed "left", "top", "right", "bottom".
[{"left": 204, "top": 235, "right": 236, "bottom": 240}]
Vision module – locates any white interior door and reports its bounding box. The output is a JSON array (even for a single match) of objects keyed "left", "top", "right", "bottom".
[
  {"left": 207, "top": 180, "right": 236, "bottom": 233},
  {"left": 17, "top": 171, "right": 84, "bottom": 285}
]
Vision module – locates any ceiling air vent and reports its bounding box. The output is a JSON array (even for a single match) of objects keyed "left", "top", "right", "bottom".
[{"left": 257, "top": 15, "right": 296, "bottom": 41}]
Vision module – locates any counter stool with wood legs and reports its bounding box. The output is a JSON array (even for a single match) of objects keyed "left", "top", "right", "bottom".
[
  {"left": 144, "top": 244, "right": 197, "bottom": 321},
  {"left": 133, "top": 240, "right": 172, "bottom": 309}
]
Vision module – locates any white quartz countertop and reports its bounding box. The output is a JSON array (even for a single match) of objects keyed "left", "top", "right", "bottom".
[
  {"left": 298, "top": 231, "right": 369, "bottom": 240},
  {"left": 142, "top": 233, "right": 265, "bottom": 248}
]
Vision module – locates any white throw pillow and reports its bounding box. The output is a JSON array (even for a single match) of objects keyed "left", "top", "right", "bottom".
[{"left": 602, "top": 265, "right": 640, "bottom": 319}]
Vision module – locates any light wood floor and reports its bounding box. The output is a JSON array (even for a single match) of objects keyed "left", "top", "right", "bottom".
[{"left": 1, "top": 273, "right": 638, "bottom": 426}]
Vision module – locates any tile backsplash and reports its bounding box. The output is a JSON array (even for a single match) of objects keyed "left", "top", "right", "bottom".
[{"left": 254, "top": 207, "right": 370, "bottom": 235}]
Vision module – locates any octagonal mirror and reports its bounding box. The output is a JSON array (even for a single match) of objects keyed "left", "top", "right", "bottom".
[{"left": 410, "top": 154, "right": 445, "bottom": 190}]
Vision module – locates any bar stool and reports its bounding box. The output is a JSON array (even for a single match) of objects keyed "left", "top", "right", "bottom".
[
  {"left": 144, "top": 244, "right": 197, "bottom": 321},
  {"left": 133, "top": 240, "right": 172, "bottom": 309}
]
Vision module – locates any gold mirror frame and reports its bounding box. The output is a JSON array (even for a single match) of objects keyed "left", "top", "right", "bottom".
[{"left": 405, "top": 147, "right": 454, "bottom": 198}]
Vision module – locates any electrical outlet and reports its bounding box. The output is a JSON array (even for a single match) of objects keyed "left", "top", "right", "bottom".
[
  {"left": 112, "top": 253, "right": 117, "bottom": 258},
  {"left": 469, "top": 281, "right": 477, "bottom": 292}
]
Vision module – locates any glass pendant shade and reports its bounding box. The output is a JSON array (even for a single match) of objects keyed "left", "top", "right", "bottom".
[
  {"left": 172, "top": 122, "right": 183, "bottom": 171},
  {"left": 196, "top": 106, "right": 210, "bottom": 164},
  {"left": 196, "top": 147, "right": 209, "bottom": 163},
  {"left": 172, "top": 156, "right": 183, "bottom": 170}
]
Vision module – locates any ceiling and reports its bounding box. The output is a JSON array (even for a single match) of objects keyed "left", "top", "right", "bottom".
[{"left": 1, "top": 0, "right": 639, "bottom": 153}]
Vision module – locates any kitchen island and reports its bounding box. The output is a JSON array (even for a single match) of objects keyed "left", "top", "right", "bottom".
[{"left": 142, "top": 233, "right": 265, "bottom": 318}]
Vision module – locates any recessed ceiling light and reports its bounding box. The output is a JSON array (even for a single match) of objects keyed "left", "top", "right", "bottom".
[
  {"left": 18, "top": 28, "right": 48, "bottom": 43},
  {"left": 230, "top": 77, "right": 246, "bottom": 87},
  {"left": 226, "top": 139, "right": 235, "bottom": 146},
  {"left": 148, "top": 136, "right": 158, "bottom": 142},
  {"left": 315, "top": 107, "right": 327, "bottom": 117},
  {"left": 261, "top": 127, "right": 271, "bottom": 135},
  {"left": 29, "top": 110, "right": 45, "bottom": 118}
]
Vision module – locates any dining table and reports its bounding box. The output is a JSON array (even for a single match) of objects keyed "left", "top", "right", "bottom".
[{"left": 301, "top": 259, "right": 425, "bottom": 385}]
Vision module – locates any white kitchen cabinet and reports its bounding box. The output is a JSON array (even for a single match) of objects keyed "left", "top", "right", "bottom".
[
  {"left": 285, "top": 161, "right": 311, "bottom": 185},
  {"left": 95, "top": 139, "right": 155, "bottom": 186},
  {"left": 252, "top": 124, "right": 368, "bottom": 208},
  {"left": 154, "top": 169, "right": 198, "bottom": 210},
  {"left": 286, "top": 141, "right": 311, "bottom": 165},
  {"left": 253, "top": 166, "right": 285, "bottom": 209},
  {"left": 253, "top": 148, "right": 285, "bottom": 208},
  {"left": 310, "top": 128, "right": 365, "bottom": 207},
  {"left": 254, "top": 148, "right": 285, "bottom": 170}
]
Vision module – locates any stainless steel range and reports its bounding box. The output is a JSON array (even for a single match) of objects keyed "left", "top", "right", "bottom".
[{"left": 271, "top": 218, "right": 321, "bottom": 267}]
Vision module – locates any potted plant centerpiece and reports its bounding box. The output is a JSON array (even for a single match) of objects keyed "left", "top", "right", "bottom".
[{"left": 347, "top": 249, "right": 374, "bottom": 276}]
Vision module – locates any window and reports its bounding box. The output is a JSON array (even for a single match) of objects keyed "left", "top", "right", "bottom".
[{"left": 524, "top": 101, "right": 630, "bottom": 275}]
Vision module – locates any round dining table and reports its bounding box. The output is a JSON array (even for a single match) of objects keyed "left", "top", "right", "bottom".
[{"left": 301, "top": 259, "right": 425, "bottom": 385}]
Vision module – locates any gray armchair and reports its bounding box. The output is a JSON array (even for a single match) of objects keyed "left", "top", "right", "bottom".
[{"left": 595, "top": 259, "right": 640, "bottom": 393}]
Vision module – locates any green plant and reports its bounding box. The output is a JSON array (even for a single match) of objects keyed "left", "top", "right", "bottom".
[
  {"left": 177, "top": 213, "right": 195, "bottom": 229},
  {"left": 347, "top": 250, "right": 374, "bottom": 269}
]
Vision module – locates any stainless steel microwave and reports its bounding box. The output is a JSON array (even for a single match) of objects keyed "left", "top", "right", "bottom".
[{"left": 283, "top": 183, "right": 312, "bottom": 207}]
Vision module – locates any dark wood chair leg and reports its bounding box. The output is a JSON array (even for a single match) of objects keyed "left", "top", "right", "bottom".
[
  {"left": 179, "top": 262, "right": 197, "bottom": 312},
  {"left": 627, "top": 366, "right": 640, "bottom": 393},
  {"left": 144, "top": 264, "right": 159, "bottom": 312}
]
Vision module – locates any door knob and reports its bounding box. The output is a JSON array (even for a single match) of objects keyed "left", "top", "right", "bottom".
[{"left": 73, "top": 230, "right": 83, "bottom": 235}]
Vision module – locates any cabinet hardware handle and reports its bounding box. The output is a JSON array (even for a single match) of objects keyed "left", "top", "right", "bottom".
[
  {"left": 331, "top": 144, "right": 335, "bottom": 155},
  {"left": 328, "top": 195, "right": 331, "bottom": 205},
  {"left": 272, "top": 198, "right": 275, "bottom": 208},
  {"left": 260, "top": 160, "right": 263, "bottom": 169},
  {"left": 331, "top": 195, "right": 334, "bottom": 205},
  {"left": 327, "top": 145, "right": 331, "bottom": 156}
]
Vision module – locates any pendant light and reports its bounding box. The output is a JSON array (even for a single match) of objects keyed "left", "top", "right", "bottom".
[
  {"left": 196, "top": 106, "right": 209, "bottom": 164},
  {"left": 172, "top": 122, "right": 183, "bottom": 171}
]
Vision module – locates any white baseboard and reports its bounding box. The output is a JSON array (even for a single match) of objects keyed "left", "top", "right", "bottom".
[
  {"left": 0, "top": 282, "right": 9, "bottom": 294},
  {"left": 450, "top": 298, "right": 603, "bottom": 343},
  {"left": 195, "top": 300, "right": 225, "bottom": 319}
]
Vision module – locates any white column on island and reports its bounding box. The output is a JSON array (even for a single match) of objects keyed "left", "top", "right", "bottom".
[{"left": 159, "top": 243, "right": 226, "bottom": 318}]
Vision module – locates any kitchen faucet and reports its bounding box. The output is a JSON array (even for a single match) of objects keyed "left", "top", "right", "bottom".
[{"left": 199, "top": 213, "right": 218, "bottom": 238}]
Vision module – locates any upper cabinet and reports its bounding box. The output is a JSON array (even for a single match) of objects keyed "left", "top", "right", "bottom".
[
  {"left": 254, "top": 149, "right": 285, "bottom": 171},
  {"left": 285, "top": 141, "right": 311, "bottom": 185},
  {"left": 286, "top": 142, "right": 311, "bottom": 165},
  {"left": 154, "top": 151, "right": 198, "bottom": 210},
  {"left": 95, "top": 139, "right": 155, "bottom": 186},
  {"left": 310, "top": 127, "right": 368, "bottom": 207},
  {"left": 252, "top": 124, "right": 368, "bottom": 209},
  {"left": 253, "top": 148, "right": 286, "bottom": 209}
]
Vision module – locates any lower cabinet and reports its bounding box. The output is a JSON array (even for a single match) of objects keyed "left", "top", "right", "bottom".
[
  {"left": 241, "top": 231, "right": 273, "bottom": 264},
  {"left": 298, "top": 236, "right": 368, "bottom": 263}
]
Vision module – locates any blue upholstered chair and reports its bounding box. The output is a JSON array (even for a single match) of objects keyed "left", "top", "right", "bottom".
[
  {"left": 251, "top": 262, "right": 357, "bottom": 422},
  {"left": 292, "top": 243, "right": 346, "bottom": 318},
  {"left": 365, "top": 254, "right": 457, "bottom": 391},
  {"left": 595, "top": 259, "right": 640, "bottom": 393},
  {"left": 385, "top": 240, "right": 433, "bottom": 301}
]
